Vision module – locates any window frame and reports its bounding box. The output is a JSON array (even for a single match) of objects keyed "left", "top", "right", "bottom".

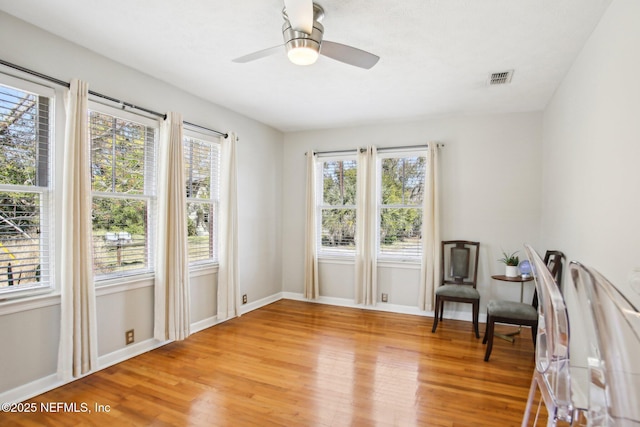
[
  {"left": 0, "top": 73, "right": 55, "bottom": 300},
  {"left": 88, "top": 101, "right": 159, "bottom": 283},
  {"left": 183, "top": 128, "right": 220, "bottom": 267},
  {"left": 376, "top": 149, "right": 427, "bottom": 262},
  {"left": 315, "top": 154, "right": 358, "bottom": 259}
]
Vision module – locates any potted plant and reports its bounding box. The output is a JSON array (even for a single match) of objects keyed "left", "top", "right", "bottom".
[{"left": 499, "top": 250, "right": 520, "bottom": 277}]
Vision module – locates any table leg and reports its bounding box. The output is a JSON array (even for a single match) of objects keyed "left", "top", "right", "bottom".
[
  {"left": 495, "top": 327, "right": 522, "bottom": 343},
  {"left": 519, "top": 281, "right": 524, "bottom": 303},
  {"left": 496, "top": 281, "right": 525, "bottom": 342}
]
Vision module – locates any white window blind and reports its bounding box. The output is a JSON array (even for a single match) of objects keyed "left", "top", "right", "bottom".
[
  {"left": 378, "top": 153, "right": 426, "bottom": 259},
  {"left": 89, "top": 106, "right": 157, "bottom": 278},
  {"left": 0, "top": 77, "right": 52, "bottom": 296},
  {"left": 317, "top": 157, "right": 357, "bottom": 256},
  {"left": 184, "top": 133, "right": 220, "bottom": 264}
]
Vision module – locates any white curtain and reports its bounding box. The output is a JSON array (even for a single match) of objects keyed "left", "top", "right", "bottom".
[
  {"left": 304, "top": 151, "right": 319, "bottom": 299},
  {"left": 58, "top": 79, "right": 98, "bottom": 380},
  {"left": 154, "top": 112, "right": 190, "bottom": 341},
  {"left": 355, "top": 146, "right": 377, "bottom": 305},
  {"left": 218, "top": 132, "right": 239, "bottom": 321},
  {"left": 419, "top": 142, "right": 441, "bottom": 311}
]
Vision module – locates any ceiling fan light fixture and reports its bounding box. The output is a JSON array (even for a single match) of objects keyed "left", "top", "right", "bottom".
[
  {"left": 233, "top": 2, "right": 379, "bottom": 69},
  {"left": 282, "top": 17, "right": 323, "bottom": 66},
  {"left": 287, "top": 41, "right": 320, "bottom": 65}
]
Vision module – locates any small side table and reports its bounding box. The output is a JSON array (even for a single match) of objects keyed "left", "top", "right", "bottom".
[{"left": 490, "top": 274, "right": 535, "bottom": 342}]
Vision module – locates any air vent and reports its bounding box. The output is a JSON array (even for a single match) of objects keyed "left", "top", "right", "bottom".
[{"left": 489, "top": 70, "right": 513, "bottom": 85}]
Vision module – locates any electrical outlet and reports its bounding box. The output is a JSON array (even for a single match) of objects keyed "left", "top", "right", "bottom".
[
  {"left": 125, "top": 329, "right": 134, "bottom": 345},
  {"left": 242, "top": 294, "right": 247, "bottom": 304},
  {"left": 381, "top": 293, "right": 388, "bottom": 303}
]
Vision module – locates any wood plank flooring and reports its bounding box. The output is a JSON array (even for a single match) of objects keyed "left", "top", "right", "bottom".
[{"left": 2, "top": 300, "right": 537, "bottom": 426}]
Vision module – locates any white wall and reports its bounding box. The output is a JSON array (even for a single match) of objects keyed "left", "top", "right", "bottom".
[
  {"left": 541, "top": 0, "right": 640, "bottom": 366},
  {"left": 541, "top": 0, "right": 640, "bottom": 296},
  {"left": 282, "top": 112, "right": 544, "bottom": 317},
  {"left": 0, "top": 11, "right": 283, "bottom": 398}
]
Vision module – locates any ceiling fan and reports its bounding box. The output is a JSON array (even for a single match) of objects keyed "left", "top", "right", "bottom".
[{"left": 232, "top": 0, "right": 379, "bottom": 69}]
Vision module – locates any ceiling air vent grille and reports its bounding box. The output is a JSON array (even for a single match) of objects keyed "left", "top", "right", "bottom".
[{"left": 489, "top": 70, "right": 513, "bottom": 85}]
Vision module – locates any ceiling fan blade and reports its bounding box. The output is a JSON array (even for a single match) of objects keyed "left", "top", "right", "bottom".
[
  {"left": 232, "top": 45, "right": 283, "bottom": 63},
  {"left": 283, "top": 0, "right": 313, "bottom": 34},
  {"left": 320, "top": 41, "right": 380, "bottom": 69}
]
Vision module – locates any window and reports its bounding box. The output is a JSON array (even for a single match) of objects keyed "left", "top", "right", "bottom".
[
  {"left": 378, "top": 153, "right": 426, "bottom": 259},
  {"left": 89, "top": 106, "right": 157, "bottom": 278},
  {"left": 0, "top": 76, "right": 53, "bottom": 296},
  {"left": 317, "top": 157, "right": 357, "bottom": 256},
  {"left": 184, "top": 132, "right": 220, "bottom": 264}
]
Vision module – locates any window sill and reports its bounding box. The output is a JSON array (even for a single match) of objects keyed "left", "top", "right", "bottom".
[
  {"left": 95, "top": 273, "right": 155, "bottom": 296},
  {"left": 377, "top": 259, "right": 421, "bottom": 269},
  {"left": 0, "top": 289, "right": 60, "bottom": 316},
  {"left": 318, "top": 256, "right": 355, "bottom": 265},
  {"left": 190, "top": 263, "right": 219, "bottom": 277},
  {"left": 0, "top": 263, "right": 221, "bottom": 316},
  {"left": 317, "top": 257, "right": 420, "bottom": 269}
]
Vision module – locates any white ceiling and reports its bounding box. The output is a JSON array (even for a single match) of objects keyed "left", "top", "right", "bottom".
[{"left": 0, "top": 0, "right": 612, "bottom": 132}]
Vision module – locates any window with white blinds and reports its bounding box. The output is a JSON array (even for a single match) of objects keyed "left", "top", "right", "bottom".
[
  {"left": 378, "top": 153, "right": 426, "bottom": 259},
  {"left": 184, "top": 133, "right": 219, "bottom": 264},
  {"left": 0, "top": 77, "right": 52, "bottom": 296},
  {"left": 317, "top": 157, "right": 357, "bottom": 256},
  {"left": 89, "top": 106, "right": 157, "bottom": 278}
]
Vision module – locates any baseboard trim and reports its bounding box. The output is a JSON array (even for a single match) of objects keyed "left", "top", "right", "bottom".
[
  {"left": 0, "top": 374, "right": 64, "bottom": 405},
  {"left": 191, "top": 316, "right": 221, "bottom": 334},
  {"left": 98, "top": 338, "right": 169, "bottom": 371},
  {"left": 239, "top": 292, "right": 282, "bottom": 315},
  {"left": 281, "top": 292, "right": 487, "bottom": 323},
  {"left": 0, "top": 337, "right": 166, "bottom": 404}
]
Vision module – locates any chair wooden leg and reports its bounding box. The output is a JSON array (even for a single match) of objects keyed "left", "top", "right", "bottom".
[
  {"left": 472, "top": 301, "right": 480, "bottom": 338},
  {"left": 484, "top": 316, "right": 495, "bottom": 361},
  {"left": 531, "top": 322, "right": 537, "bottom": 347},
  {"left": 431, "top": 297, "right": 440, "bottom": 333},
  {"left": 438, "top": 299, "right": 444, "bottom": 321},
  {"left": 482, "top": 314, "right": 489, "bottom": 344}
]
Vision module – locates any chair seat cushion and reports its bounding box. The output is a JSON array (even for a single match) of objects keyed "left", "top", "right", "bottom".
[
  {"left": 487, "top": 299, "right": 537, "bottom": 321},
  {"left": 436, "top": 284, "right": 480, "bottom": 299}
]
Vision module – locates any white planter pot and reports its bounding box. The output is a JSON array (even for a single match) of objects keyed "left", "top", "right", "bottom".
[{"left": 505, "top": 265, "right": 519, "bottom": 277}]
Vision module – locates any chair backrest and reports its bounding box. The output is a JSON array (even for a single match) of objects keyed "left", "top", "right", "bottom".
[
  {"left": 441, "top": 240, "right": 479, "bottom": 287},
  {"left": 524, "top": 244, "right": 574, "bottom": 422},
  {"left": 543, "top": 250, "right": 565, "bottom": 288},
  {"left": 531, "top": 250, "right": 565, "bottom": 309},
  {"left": 570, "top": 261, "right": 640, "bottom": 426}
]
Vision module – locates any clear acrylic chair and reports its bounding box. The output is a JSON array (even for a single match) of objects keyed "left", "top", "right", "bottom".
[
  {"left": 570, "top": 261, "right": 640, "bottom": 426},
  {"left": 521, "top": 244, "right": 585, "bottom": 426}
]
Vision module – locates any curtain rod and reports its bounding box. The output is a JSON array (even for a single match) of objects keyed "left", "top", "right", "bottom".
[
  {"left": 309, "top": 148, "right": 358, "bottom": 156},
  {"left": 0, "top": 58, "right": 228, "bottom": 139},
  {"left": 375, "top": 143, "right": 445, "bottom": 153},
  {"left": 183, "top": 121, "right": 228, "bottom": 139},
  {"left": 310, "top": 143, "right": 444, "bottom": 156}
]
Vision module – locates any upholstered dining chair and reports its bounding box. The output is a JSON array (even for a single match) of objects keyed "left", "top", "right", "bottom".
[
  {"left": 483, "top": 250, "right": 564, "bottom": 361},
  {"left": 570, "top": 261, "right": 640, "bottom": 426},
  {"left": 432, "top": 240, "right": 480, "bottom": 338}
]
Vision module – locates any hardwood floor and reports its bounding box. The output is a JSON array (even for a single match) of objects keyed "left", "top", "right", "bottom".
[{"left": 2, "top": 300, "right": 537, "bottom": 426}]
